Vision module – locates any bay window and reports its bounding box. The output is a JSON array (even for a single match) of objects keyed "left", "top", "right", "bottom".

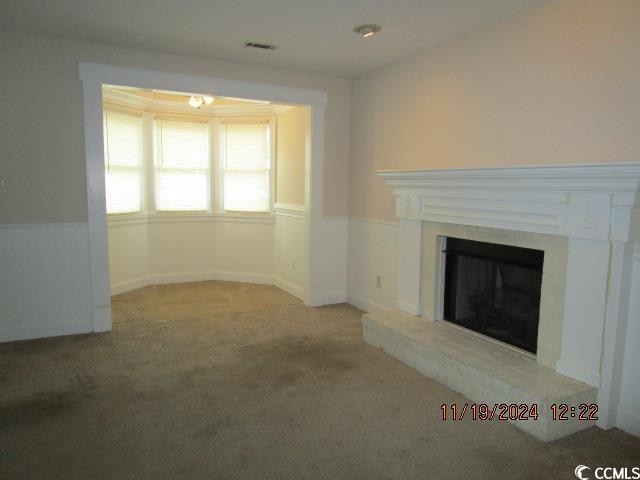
[{"left": 103, "top": 108, "right": 276, "bottom": 216}]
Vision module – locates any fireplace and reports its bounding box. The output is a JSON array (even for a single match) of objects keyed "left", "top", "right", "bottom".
[
  {"left": 371, "top": 163, "right": 640, "bottom": 434},
  {"left": 442, "top": 237, "right": 544, "bottom": 354}
]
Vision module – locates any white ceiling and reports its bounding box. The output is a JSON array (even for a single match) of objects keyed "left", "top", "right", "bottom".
[{"left": 0, "top": 0, "right": 549, "bottom": 77}]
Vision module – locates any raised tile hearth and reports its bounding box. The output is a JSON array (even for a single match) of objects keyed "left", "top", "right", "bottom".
[{"left": 363, "top": 309, "right": 597, "bottom": 441}]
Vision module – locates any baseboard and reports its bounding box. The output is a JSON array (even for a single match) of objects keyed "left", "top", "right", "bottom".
[
  {"left": 397, "top": 300, "right": 421, "bottom": 316},
  {"left": 0, "top": 320, "right": 93, "bottom": 343},
  {"left": 307, "top": 291, "right": 347, "bottom": 307},
  {"left": 112, "top": 271, "right": 345, "bottom": 307},
  {"left": 617, "top": 407, "right": 640, "bottom": 438},
  {"left": 273, "top": 276, "right": 304, "bottom": 300},
  {"left": 111, "top": 276, "right": 152, "bottom": 295},
  {"left": 111, "top": 270, "right": 274, "bottom": 295},
  {"left": 159, "top": 270, "right": 273, "bottom": 286},
  {"left": 346, "top": 292, "right": 388, "bottom": 313}
]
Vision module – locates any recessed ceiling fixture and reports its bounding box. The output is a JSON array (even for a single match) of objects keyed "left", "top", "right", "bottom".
[
  {"left": 354, "top": 24, "right": 381, "bottom": 38},
  {"left": 188, "top": 95, "right": 214, "bottom": 109},
  {"left": 244, "top": 41, "right": 277, "bottom": 50}
]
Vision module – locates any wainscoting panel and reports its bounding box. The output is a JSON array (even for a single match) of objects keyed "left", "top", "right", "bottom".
[
  {"left": 347, "top": 218, "right": 398, "bottom": 312},
  {"left": 617, "top": 249, "right": 640, "bottom": 437},
  {"left": 274, "top": 207, "right": 306, "bottom": 300},
  {"left": 108, "top": 221, "right": 149, "bottom": 289},
  {"left": 310, "top": 216, "right": 348, "bottom": 306},
  {"left": 0, "top": 223, "right": 93, "bottom": 342},
  {"left": 109, "top": 217, "right": 278, "bottom": 295},
  {"left": 148, "top": 221, "right": 218, "bottom": 276},
  {"left": 215, "top": 220, "right": 275, "bottom": 279}
]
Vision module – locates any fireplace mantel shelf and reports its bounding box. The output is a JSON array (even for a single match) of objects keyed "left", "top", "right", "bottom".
[
  {"left": 376, "top": 162, "right": 640, "bottom": 241},
  {"left": 376, "top": 162, "right": 640, "bottom": 189}
]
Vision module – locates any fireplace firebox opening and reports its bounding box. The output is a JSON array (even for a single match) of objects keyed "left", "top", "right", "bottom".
[{"left": 442, "top": 237, "right": 544, "bottom": 354}]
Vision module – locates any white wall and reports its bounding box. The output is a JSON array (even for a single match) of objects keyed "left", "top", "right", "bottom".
[
  {"left": 347, "top": 219, "right": 398, "bottom": 312},
  {"left": 147, "top": 221, "right": 217, "bottom": 278},
  {"left": 309, "top": 217, "right": 348, "bottom": 306},
  {"left": 213, "top": 220, "right": 275, "bottom": 279},
  {"left": 109, "top": 217, "right": 277, "bottom": 295},
  {"left": 273, "top": 208, "right": 307, "bottom": 299},
  {"left": 108, "top": 221, "right": 149, "bottom": 289},
  {"left": 0, "top": 224, "right": 93, "bottom": 342}
]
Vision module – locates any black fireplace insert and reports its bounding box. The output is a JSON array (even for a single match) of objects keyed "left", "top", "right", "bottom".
[{"left": 442, "top": 237, "right": 544, "bottom": 354}]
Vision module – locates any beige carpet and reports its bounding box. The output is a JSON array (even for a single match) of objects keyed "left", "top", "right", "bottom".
[{"left": 0, "top": 281, "right": 638, "bottom": 479}]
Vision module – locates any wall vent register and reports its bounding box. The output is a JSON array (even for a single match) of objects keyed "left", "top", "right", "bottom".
[{"left": 244, "top": 42, "right": 277, "bottom": 50}]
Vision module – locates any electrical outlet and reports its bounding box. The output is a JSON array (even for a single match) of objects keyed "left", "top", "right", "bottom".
[
  {"left": 375, "top": 275, "right": 382, "bottom": 288},
  {"left": 291, "top": 259, "right": 296, "bottom": 271}
]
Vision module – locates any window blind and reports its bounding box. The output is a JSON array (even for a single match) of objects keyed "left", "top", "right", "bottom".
[
  {"left": 222, "top": 122, "right": 270, "bottom": 212},
  {"left": 103, "top": 110, "right": 142, "bottom": 214},
  {"left": 155, "top": 119, "right": 209, "bottom": 211}
]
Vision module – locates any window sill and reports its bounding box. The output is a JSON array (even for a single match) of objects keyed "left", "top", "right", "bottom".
[
  {"left": 106, "top": 212, "right": 147, "bottom": 226},
  {"left": 107, "top": 211, "right": 276, "bottom": 226}
]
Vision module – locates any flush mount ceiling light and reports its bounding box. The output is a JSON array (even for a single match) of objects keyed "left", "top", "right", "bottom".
[
  {"left": 188, "top": 95, "right": 215, "bottom": 109},
  {"left": 354, "top": 24, "right": 381, "bottom": 38}
]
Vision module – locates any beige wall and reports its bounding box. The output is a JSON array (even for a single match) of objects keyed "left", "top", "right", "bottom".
[
  {"left": 0, "top": 31, "right": 350, "bottom": 223},
  {"left": 350, "top": 0, "right": 640, "bottom": 221},
  {"left": 276, "top": 106, "right": 308, "bottom": 206}
]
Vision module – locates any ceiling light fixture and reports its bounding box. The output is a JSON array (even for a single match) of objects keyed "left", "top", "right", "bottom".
[
  {"left": 188, "top": 95, "right": 215, "bottom": 109},
  {"left": 354, "top": 24, "right": 381, "bottom": 38},
  {"left": 188, "top": 96, "right": 202, "bottom": 108}
]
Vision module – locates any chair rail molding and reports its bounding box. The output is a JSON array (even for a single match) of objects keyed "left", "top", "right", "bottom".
[
  {"left": 376, "top": 162, "right": 640, "bottom": 430},
  {"left": 273, "top": 203, "right": 305, "bottom": 219}
]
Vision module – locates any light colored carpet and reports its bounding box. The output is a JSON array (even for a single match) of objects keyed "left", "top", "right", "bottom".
[{"left": 0, "top": 281, "right": 638, "bottom": 479}]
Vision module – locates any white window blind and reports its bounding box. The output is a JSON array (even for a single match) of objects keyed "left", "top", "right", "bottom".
[
  {"left": 221, "top": 122, "right": 271, "bottom": 212},
  {"left": 155, "top": 119, "right": 209, "bottom": 211},
  {"left": 103, "top": 110, "right": 143, "bottom": 214}
]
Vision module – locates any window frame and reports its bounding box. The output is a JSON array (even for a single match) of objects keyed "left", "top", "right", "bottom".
[{"left": 215, "top": 116, "right": 276, "bottom": 215}]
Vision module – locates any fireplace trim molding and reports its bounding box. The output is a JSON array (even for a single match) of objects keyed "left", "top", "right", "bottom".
[{"left": 376, "top": 162, "right": 640, "bottom": 429}]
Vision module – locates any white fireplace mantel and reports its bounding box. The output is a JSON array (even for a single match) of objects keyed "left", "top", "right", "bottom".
[
  {"left": 377, "top": 163, "right": 640, "bottom": 240},
  {"left": 376, "top": 162, "right": 640, "bottom": 429}
]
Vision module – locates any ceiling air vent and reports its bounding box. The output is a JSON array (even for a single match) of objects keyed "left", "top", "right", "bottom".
[{"left": 244, "top": 41, "right": 277, "bottom": 50}]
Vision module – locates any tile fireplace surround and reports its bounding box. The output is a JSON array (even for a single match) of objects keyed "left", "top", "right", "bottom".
[{"left": 363, "top": 163, "right": 640, "bottom": 441}]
